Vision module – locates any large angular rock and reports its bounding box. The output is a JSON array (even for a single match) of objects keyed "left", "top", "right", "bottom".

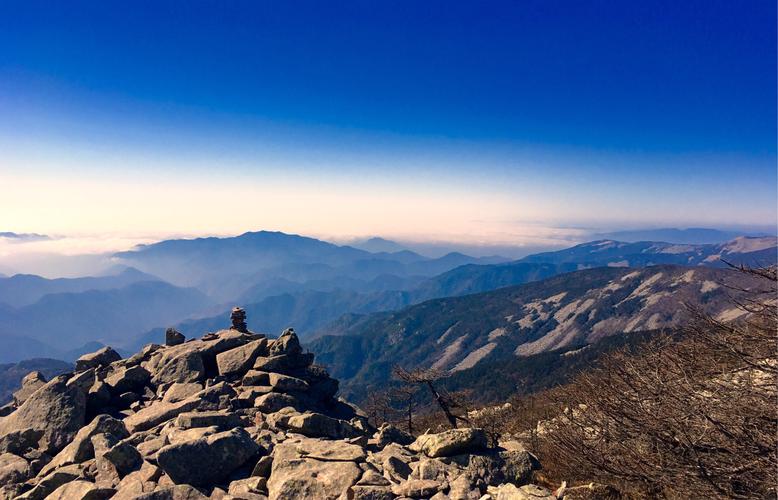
[
  {"left": 149, "top": 350, "right": 205, "bottom": 387},
  {"left": 12, "top": 372, "right": 47, "bottom": 406},
  {"left": 253, "top": 353, "right": 314, "bottom": 375},
  {"left": 391, "top": 479, "right": 443, "bottom": 498},
  {"left": 130, "top": 484, "right": 209, "bottom": 500},
  {"left": 39, "top": 414, "right": 128, "bottom": 476},
  {"left": 268, "top": 438, "right": 362, "bottom": 500},
  {"left": 268, "top": 458, "right": 361, "bottom": 500},
  {"left": 269, "top": 328, "right": 302, "bottom": 357},
  {"left": 0, "top": 428, "right": 42, "bottom": 455},
  {"left": 156, "top": 427, "right": 259, "bottom": 486},
  {"left": 98, "top": 441, "right": 143, "bottom": 477},
  {"left": 0, "top": 376, "right": 85, "bottom": 453},
  {"left": 105, "top": 365, "right": 151, "bottom": 394},
  {"left": 76, "top": 347, "right": 122, "bottom": 372},
  {"left": 410, "top": 428, "right": 488, "bottom": 458},
  {"left": 166, "top": 328, "right": 185, "bottom": 347},
  {"left": 274, "top": 435, "right": 366, "bottom": 463},
  {"left": 254, "top": 393, "right": 302, "bottom": 413},
  {"left": 110, "top": 461, "right": 164, "bottom": 499},
  {"left": 174, "top": 411, "right": 242, "bottom": 430},
  {"left": 16, "top": 464, "right": 83, "bottom": 500},
  {"left": 46, "top": 479, "right": 115, "bottom": 500},
  {"left": 491, "top": 483, "right": 556, "bottom": 499},
  {"left": 124, "top": 383, "right": 235, "bottom": 433},
  {"left": 267, "top": 373, "right": 309, "bottom": 392},
  {"left": 216, "top": 339, "right": 268, "bottom": 377},
  {"left": 282, "top": 412, "right": 360, "bottom": 439},
  {"left": 376, "top": 424, "right": 414, "bottom": 446},
  {"left": 349, "top": 485, "right": 395, "bottom": 500},
  {"left": 162, "top": 383, "right": 203, "bottom": 403},
  {"left": 242, "top": 370, "right": 270, "bottom": 386},
  {"left": 0, "top": 453, "right": 29, "bottom": 487}
]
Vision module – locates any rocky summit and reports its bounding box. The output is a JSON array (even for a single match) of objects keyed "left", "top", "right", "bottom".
[{"left": 0, "top": 312, "right": 558, "bottom": 500}]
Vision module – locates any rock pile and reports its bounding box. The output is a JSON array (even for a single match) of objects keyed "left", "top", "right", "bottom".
[{"left": 0, "top": 310, "right": 562, "bottom": 500}]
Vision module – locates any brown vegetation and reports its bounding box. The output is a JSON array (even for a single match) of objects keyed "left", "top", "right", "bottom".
[{"left": 526, "top": 265, "right": 777, "bottom": 499}]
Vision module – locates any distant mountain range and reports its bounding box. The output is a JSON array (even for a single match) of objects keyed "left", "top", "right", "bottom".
[
  {"left": 309, "top": 264, "right": 762, "bottom": 401},
  {"left": 0, "top": 280, "right": 215, "bottom": 362},
  {"left": 350, "top": 237, "right": 409, "bottom": 253},
  {"left": 594, "top": 227, "right": 774, "bottom": 244},
  {"left": 0, "top": 231, "right": 775, "bottom": 366},
  {"left": 115, "top": 230, "right": 507, "bottom": 302},
  {"left": 133, "top": 261, "right": 573, "bottom": 349},
  {"left": 519, "top": 236, "right": 777, "bottom": 268},
  {"left": 0, "top": 358, "right": 72, "bottom": 404},
  {"left": 0, "top": 232, "right": 50, "bottom": 242},
  {"left": 0, "top": 267, "right": 159, "bottom": 308}
]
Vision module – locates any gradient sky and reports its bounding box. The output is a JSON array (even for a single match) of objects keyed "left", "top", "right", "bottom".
[{"left": 1, "top": 0, "right": 775, "bottom": 249}]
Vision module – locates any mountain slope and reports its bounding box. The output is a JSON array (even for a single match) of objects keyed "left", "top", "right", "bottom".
[
  {"left": 519, "top": 236, "right": 777, "bottom": 268},
  {"left": 593, "top": 227, "right": 771, "bottom": 244},
  {"left": 137, "top": 261, "right": 573, "bottom": 347},
  {"left": 308, "top": 265, "right": 760, "bottom": 399}
]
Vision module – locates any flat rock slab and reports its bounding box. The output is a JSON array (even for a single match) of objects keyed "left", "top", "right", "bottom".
[
  {"left": 268, "top": 455, "right": 361, "bottom": 500},
  {"left": 174, "top": 411, "right": 242, "bottom": 430},
  {"left": 274, "top": 435, "right": 366, "bottom": 462}
]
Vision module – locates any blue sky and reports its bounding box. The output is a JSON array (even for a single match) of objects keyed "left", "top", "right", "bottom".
[{"left": 0, "top": 0, "right": 775, "bottom": 247}]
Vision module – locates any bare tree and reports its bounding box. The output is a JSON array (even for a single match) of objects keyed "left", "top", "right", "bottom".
[
  {"left": 389, "top": 383, "right": 419, "bottom": 434},
  {"left": 392, "top": 366, "right": 472, "bottom": 429},
  {"left": 362, "top": 389, "right": 393, "bottom": 428}
]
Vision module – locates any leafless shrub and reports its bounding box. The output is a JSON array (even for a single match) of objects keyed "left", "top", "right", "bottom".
[{"left": 534, "top": 266, "right": 777, "bottom": 499}]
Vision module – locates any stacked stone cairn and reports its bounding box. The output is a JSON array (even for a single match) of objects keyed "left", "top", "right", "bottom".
[
  {"left": 230, "top": 308, "right": 248, "bottom": 334},
  {"left": 0, "top": 309, "right": 575, "bottom": 500}
]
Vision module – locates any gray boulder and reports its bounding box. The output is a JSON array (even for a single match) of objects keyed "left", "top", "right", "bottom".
[
  {"left": 254, "top": 393, "right": 302, "bottom": 413},
  {"left": 46, "top": 479, "right": 115, "bottom": 500},
  {"left": 76, "top": 347, "right": 122, "bottom": 372},
  {"left": 0, "top": 453, "right": 29, "bottom": 487},
  {"left": 376, "top": 424, "right": 414, "bottom": 446},
  {"left": 165, "top": 328, "right": 185, "bottom": 347},
  {"left": 174, "top": 411, "right": 242, "bottom": 430},
  {"left": 156, "top": 427, "right": 259, "bottom": 486},
  {"left": 0, "top": 428, "right": 42, "bottom": 455},
  {"left": 39, "top": 414, "right": 128, "bottom": 476},
  {"left": 268, "top": 436, "right": 363, "bottom": 500},
  {"left": 98, "top": 441, "right": 142, "bottom": 477},
  {"left": 162, "top": 383, "right": 203, "bottom": 403},
  {"left": 410, "top": 428, "right": 488, "bottom": 458},
  {"left": 253, "top": 353, "right": 314, "bottom": 374},
  {"left": 149, "top": 349, "right": 205, "bottom": 387},
  {"left": 131, "top": 484, "right": 208, "bottom": 500},
  {"left": 268, "top": 328, "right": 302, "bottom": 357},
  {"left": 16, "top": 464, "right": 83, "bottom": 500},
  {"left": 282, "top": 412, "right": 360, "bottom": 440},
  {"left": 0, "top": 376, "right": 86, "bottom": 453},
  {"left": 12, "top": 372, "right": 47, "bottom": 406},
  {"left": 105, "top": 365, "right": 151, "bottom": 394},
  {"left": 216, "top": 339, "right": 268, "bottom": 377}
]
